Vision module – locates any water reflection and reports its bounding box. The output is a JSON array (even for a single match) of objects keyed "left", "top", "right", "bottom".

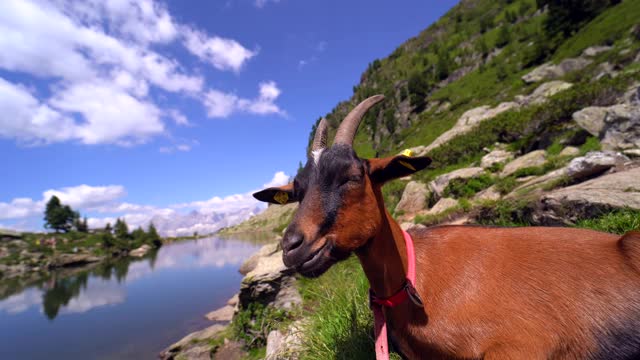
[{"left": 0, "top": 236, "right": 262, "bottom": 319}]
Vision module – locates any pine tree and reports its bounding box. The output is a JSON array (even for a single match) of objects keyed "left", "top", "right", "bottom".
[
  {"left": 147, "top": 222, "right": 162, "bottom": 248},
  {"left": 114, "top": 218, "right": 130, "bottom": 239},
  {"left": 74, "top": 213, "right": 88, "bottom": 233},
  {"left": 105, "top": 222, "right": 112, "bottom": 234}
]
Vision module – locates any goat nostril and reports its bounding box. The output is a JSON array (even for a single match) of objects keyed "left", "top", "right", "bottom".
[{"left": 283, "top": 233, "right": 303, "bottom": 252}]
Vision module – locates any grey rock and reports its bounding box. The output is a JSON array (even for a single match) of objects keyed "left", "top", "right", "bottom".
[
  {"left": 205, "top": 305, "right": 235, "bottom": 322},
  {"left": 239, "top": 242, "right": 280, "bottom": 275},
  {"left": 566, "top": 151, "right": 629, "bottom": 180},
  {"left": 473, "top": 185, "right": 501, "bottom": 202},
  {"left": 594, "top": 62, "right": 617, "bottom": 81},
  {"left": 429, "top": 167, "right": 485, "bottom": 199},
  {"left": 426, "top": 198, "right": 458, "bottom": 216},
  {"left": 265, "top": 320, "right": 305, "bottom": 360},
  {"left": 508, "top": 168, "right": 568, "bottom": 197},
  {"left": 129, "top": 244, "right": 151, "bottom": 258},
  {"left": 48, "top": 253, "right": 102, "bottom": 268},
  {"left": 159, "top": 324, "right": 225, "bottom": 360},
  {"left": 239, "top": 249, "right": 300, "bottom": 311},
  {"left": 500, "top": 150, "right": 547, "bottom": 177},
  {"left": 539, "top": 167, "right": 640, "bottom": 224},
  {"left": 227, "top": 293, "right": 239, "bottom": 306},
  {"left": 481, "top": 149, "right": 514, "bottom": 169},
  {"left": 582, "top": 45, "right": 612, "bottom": 57},
  {"left": 395, "top": 181, "right": 429, "bottom": 215},
  {"left": 400, "top": 222, "right": 426, "bottom": 231},
  {"left": 623, "top": 149, "right": 640, "bottom": 158},
  {"left": 559, "top": 146, "right": 580, "bottom": 157},
  {"left": 522, "top": 58, "right": 592, "bottom": 83},
  {"left": 516, "top": 81, "right": 573, "bottom": 105},
  {"left": 572, "top": 106, "right": 608, "bottom": 136},
  {"left": 572, "top": 102, "right": 640, "bottom": 150},
  {"left": 420, "top": 102, "right": 519, "bottom": 154}
]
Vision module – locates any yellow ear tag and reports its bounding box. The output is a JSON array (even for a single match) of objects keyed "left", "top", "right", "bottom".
[
  {"left": 273, "top": 191, "right": 289, "bottom": 204},
  {"left": 398, "top": 160, "right": 416, "bottom": 171},
  {"left": 401, "top": 149, "right": 414, "bottom": 157}
]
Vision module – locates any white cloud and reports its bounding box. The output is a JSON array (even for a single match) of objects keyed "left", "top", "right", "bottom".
[
  {"left": 168, "top": 109, "right": 190, "bottom": 126},
  {"left": 255, "top": 0, "right": 281, "bottom": 8},
  {"left": 0, "top": 0, "right": 276, "bottom": 147},
  {"left": 263, "top": 171, "right": 290, "bottom": 188},
  {"left": 183, "top": 27, "right": 256, "bottom": 73},
  {"left": 0, "top": 184, "right": 125, "bottom": 220},
  {"left": 203, "top": 81, "right": 285, "bottom": 118},
  {"left": 50, "top": 81, "right": 165, "bottom": 145},
  {"left": 43, "top": 185, "right": 126, "bottom": 210},
  {"left": 1, "top": 172, "right": 288, "bottom": 235},
  {"left": 0, "top": 77, "right": 78, "bottom": 145}
]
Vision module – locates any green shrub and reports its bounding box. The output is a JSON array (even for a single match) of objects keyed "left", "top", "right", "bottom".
[
  {"left": 442, "top": 174, "right": 494, "bottom": 199},
  {"left": 474, "top": 199, "right": 534, "bottom": 227},
  {"left": 231, "top": 302, "right": 290, "bottom": 349},
  {"left": 576, "top": 209, "right": 640, "bottom": 235},
  {"left": 579, "top": 136, "right": 602, "bottom": 154}
]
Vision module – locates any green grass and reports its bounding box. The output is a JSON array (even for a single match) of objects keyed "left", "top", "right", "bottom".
[
  {"left": 552, "top": 0, "right": 640, "bottom": 60},
  {"left": 579, "top": 136, "right": 602, "bottom": 154},
  {"left": 230, "top": 302, "right": 292, "bottom": 350},
  {"left": 297, "top": 257, "right": 402, "bottom": 360},
  {"left": 575, "top": 209, "right": 640, "bottom": 234}
]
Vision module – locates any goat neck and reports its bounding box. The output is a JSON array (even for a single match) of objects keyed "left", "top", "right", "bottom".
[{"left": 356, "top": 185, "right": 408, "bottom": 298}]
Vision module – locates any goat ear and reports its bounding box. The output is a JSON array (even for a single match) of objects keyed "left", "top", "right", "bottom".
[
  {"left": 368, "top": 155, "right": 431, "bottom": 184},
  {"left": 252, "top": 183, "right": 297, "bottom": 205}
]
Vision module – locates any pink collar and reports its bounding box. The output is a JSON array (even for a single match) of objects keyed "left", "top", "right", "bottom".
[{"left": 369, "top": 230, "right": 423, "bottom": 360}]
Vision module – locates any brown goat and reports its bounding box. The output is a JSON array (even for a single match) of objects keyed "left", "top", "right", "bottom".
[{"left": 253, "top": 95, "right": 640, "bottom": 359}]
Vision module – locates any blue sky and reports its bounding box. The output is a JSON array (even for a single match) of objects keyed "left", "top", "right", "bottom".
[{"left": 0, "top": 0, "right": 457, "bottom": 231}]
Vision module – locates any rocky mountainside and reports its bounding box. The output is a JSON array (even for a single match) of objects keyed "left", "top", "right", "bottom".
[{"left": 164, "top": 1, "right": 640, "bottom": 358}]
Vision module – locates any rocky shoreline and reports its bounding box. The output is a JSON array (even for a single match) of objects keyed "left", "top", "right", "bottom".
[{"left": 160, "top": 240, "right": 304, "bottom": 360}]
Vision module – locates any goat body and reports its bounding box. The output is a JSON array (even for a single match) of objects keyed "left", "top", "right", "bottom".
[{"left": 381, "top": 226, "right": 640, "bottom": 359}]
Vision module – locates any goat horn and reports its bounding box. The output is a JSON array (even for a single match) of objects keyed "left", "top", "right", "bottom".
[
  {"left": 333, "top": 95, "right": 385, "bottom": 146},
  {"left": 311, "top": 117, "right": 328, "bottom": 152}
]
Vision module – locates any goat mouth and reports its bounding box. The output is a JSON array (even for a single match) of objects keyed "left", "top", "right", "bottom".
[{"left": 296, "top": 242, "right": 335, "bottom": 278}]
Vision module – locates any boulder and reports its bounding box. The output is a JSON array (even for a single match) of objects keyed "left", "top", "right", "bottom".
[
  {"left": 205, "top": 305, "right": 235, "bottom": 322},
  {"left": 516, "top": 81, "right": 573, "bottom": 105},
  {"left": 538, "top": 167, "right": 640, "bottom": 224},
  {"left": 400, "top": 222, "right": 427, "bottom": 231},
  {"left": 429, "top": 167, "right": 485, "bottom": 199},
  {"left": 265, "top": 320, "right": 305, "bottom": 360},
  {"left": 582, "top": 45, "right": 612, "bottom": 57},
  {"left": 573, "top": 103, "right": 640, "bottom": 150},
  {"left": 239, "top": 250, "right": 300, "bottom": 310},
  {"left": 129, "top": 244, "right": 151, "bottom": 258},
  {"left": 500, "top": 150, "right": 548, "bottom": 177},
  {"left": 239, "top": 242, "right": 280, "bottom": 275},
  {"left": 594, "top": 62, "right": 617, "bottom": 81},
  {"left": 624, "top": 149, "right": 640, "bottom": 158},
  {"left": 159, "top": 324, "right": 225, "bottom": 360},
  {"left": 572, "top": 106, "right": 608, "bottom": 136},
  {"left": 473, "top": 185, "right": 501, "bottom": 202},
  {"left": 481, "top": 149, "right": 514, "bottom": 169},
  {"left": 508, "top": 168, "right": 568, "bottom": 197},
  {"left": 522, "top": 58, "right": 592, "bottom": 84},
  {"left": 48, "top": 253, "right": 102, "bottom": 268},
  {"left": 426, "top": 198, "right": 458, "bottom": 216},
  {"left": 559, "top": 146, "right": 580, "bottom": 157},
  {"left": 394, "top": 181, "right": 429, "bottom": 215},
  {"left": 566, "top": 151, "right": 629, "bottom": 180},
  {"left": 419, "top": 102, "right": 519, "bottom": 154}
]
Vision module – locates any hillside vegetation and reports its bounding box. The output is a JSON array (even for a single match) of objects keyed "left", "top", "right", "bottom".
[{"left": 202, "top": 0, "right": 640, "bottom": 358}]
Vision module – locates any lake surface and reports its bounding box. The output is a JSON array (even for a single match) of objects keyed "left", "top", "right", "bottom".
[{"left": 0, "top": 236, "right": 264, "bottom": 360}]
